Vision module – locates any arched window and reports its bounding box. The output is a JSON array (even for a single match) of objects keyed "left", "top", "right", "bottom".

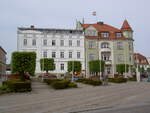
[{"left": 101, "top": 42, "right": 109, "bottom": 48}]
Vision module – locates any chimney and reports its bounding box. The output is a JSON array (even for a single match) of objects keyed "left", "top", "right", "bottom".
[
  {"left": 97, "top": 21, "right": 104, "bottom": 25},
  {"left": 30, "top": 25, "right": 34, "bottom": 29}
]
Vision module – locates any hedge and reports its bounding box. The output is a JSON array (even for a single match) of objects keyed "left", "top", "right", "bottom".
[
  {"left": 128, "top": 77, "right": 137, "bottom": 81},
  {"left": 2, "top": 79, "right": 31, "bottom": 92},
  {"left": 44, "top": 79, "right": 78, "bottom": 89},
  {"left": 76, "top": 78, "right": 102, "bottom": 86},
  {"left": 108, "top": 77, "right": 127, "bottom": 83}
]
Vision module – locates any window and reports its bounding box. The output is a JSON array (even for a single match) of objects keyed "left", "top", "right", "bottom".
[
  {"left": 77, "top": 52, "right": 80, "bottom": 59},
  {"left": 101, "top": 42, "right": 109, "bottom": 48},
  {"left": 117, "top": 54, "right": 124, "bottom": 62},
  {"left": 89, "top": 54, "right": 96, "bottom": 60},
  {"left": 60, "top": 40, "right": 64, "bottom": 46},
  {"left": 69, "top": 52, "right": 72, "bottom": 58},
  {"left": 117, "top": 42, "right": 123, "bottom": 50},
  {"left": 60, "top": 52, "right": 64, "bottom": 58},
  {"left": 43, "top": 39, "right": 47, "bottom": 46},
  {"left": 23, "top": 39, "right": 27, "bottom": 46},
  {"left": 69, "top": 40, "right": 72, "bottom": 46},
  {"left": 86, "top": 30, "right": 97, "bottom": 36},
  {"left": 52, "top": 52, "right": 56, "bottom": 58},
  {"left": 101, "top": 52, "right": 110, "bottom": 61},
  {"left": 116, "top": 33, "right": 122, "bottom": 38},
  {"left": 60, "top": 64, "right": 64, "bottom": 70},
  {"left": 88, "top": 41, "right": 95, "bottom": 49},
  {"left": 129, "top": 43, "right": 132, "bottom": 50},
  {"left": 52, "top": 40, "right": 56, "bottom": 46},
  {"left": 43, "top": 51, "right": 47, "bottom": 58},
  {"left": 32, "top": 39, "right": 36, "bottom": 46},
  {"left": 77, "top": 40, "right": 80, "bottom": 47},
  {"left": 101, "top": 32, "right": 109, "bottom": 37}
]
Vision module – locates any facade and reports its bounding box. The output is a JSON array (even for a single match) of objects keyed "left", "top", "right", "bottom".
[
  {"left": 17, "top": 26, "right": 85, "bottom": 76},
  {"left": 76, "top": 20, "right": 134, "bottom": 77},
  {"left": 134, "top": 53, "right": 149, "bottom": 70},
  {"left": 0, "top": 46, "right": 7, "bottom": 77}
]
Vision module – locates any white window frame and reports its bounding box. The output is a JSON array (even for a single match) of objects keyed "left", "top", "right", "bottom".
[{"left": 60, "top": 63, "right": 64, "bottom": 70}]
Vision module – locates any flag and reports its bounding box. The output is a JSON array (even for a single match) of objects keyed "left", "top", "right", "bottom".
[{"left": 92, "top": 11, "right": 96, "bottom": 16}]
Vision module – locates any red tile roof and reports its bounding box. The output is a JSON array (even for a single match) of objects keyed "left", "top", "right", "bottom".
[
  {"left": 82, "top": 23, "right": 121, "bottom": 32},
  {"left": 82, "top": 23, "right": 126, "bottom": 39},
  {"left": 85, "top": 36, "right": 125, "bottom": 40},
  {"left": 134, "top": 53, "right": 149, "bottom": 65},
  {"left": 121, "top": 20, "right": 133, "bottom": 31}
]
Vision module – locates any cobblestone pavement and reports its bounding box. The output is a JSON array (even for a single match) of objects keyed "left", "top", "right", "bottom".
[{"left": 0, "top": 81, "right": 150, "bottom": 113}]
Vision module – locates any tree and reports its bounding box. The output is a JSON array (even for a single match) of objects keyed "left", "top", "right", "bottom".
[
  {"left": 89, "top": 60, "right": 105, "bottom": 75},
  {"left": 40, "top": 58, "right": 55, "bottom": 73},
  {"left": 67, "top": 61, "right": 82, "bottom": 74},
  {"left": 147, "top": 68, "right": 150, "bottom": 72},
  {"left": 11, "top": 52, "right": 36, "bottom": 76},
  {"left": 138, "top": 66, "right": 145, "bottom": 73},
  {"left": 116, "top": 64, "right": 129, "bottom": 75}
]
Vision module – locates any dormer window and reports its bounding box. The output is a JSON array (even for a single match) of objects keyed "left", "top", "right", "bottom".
[
  {"left": 101, "top": 32, "right": 109, "bottom": 38},
  {"left": 116, "top": 33, "right": 122, "bottom": 38},
  {"left": 85, "top": 30, "right": 97, "bottom": 36}
]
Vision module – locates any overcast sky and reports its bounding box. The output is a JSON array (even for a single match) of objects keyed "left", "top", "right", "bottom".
[{"left": 0, "top": 0, "right": 150, "bottom": 63}]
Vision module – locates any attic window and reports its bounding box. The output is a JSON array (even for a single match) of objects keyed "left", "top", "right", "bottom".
[
  {"left": 101, "top": 32, "right": 109, "bottom": 38},
  {"left": 116, "top": 33, "right": 122, "bottom": 38}
]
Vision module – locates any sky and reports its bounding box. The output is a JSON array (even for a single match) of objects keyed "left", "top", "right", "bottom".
[{"left": 0, "top": 0, "right": 150, "bottom": 63}]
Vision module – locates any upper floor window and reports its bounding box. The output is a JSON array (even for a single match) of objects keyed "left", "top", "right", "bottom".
[
  {"left": 117, "top": 54, "right": 124, "bottom": 62},
  {"left": 129, "top": 43, "right": 132, "bottom": 50},
  {"left": 77, "top": 52, "right": 80, "bottom": 59},
  {"left": 43, "top": 39, "right": 47, "bottom": 46},
  {"left": 88, "top": 41, "right": 95, "bottom": 49},
  {"left": 32, "top": 39, "right": 36, "bottom": 46},
  {"left": 116, "top": 33, "right": 122, "bottom": 38},
  {"left": 60, "top": 52, "right": 64, "bottom": 58},
  {"left": 101, "top": 42, "right": 109, "bottom": 48},
  {"left": 86, "top": 30, "right": 97, "bottom": 36},
  {"left": 52, "top": 40, "right": 56, "bottom": 46},
  {"left": 69, "top": 40, "right": 72, "bottom": 46},
  {"left": 89, "top": 54, "right": 96, "bottom": 60},
  {"left": 60, "top": 63, "right": 64, "bottom": 70},
  {"left": 101, "top": 52, "right": 111, "bottom": 61},
  {"left": 117, "top": 42, "right": 123, "bottom": 50},
  {"left": 23, "top": 39, "right": 27, "bottom": 46},
  {"left": 69, "top": 52, "right": 72, "bottom": 58},
  {"left": 43, "top": 51, "right": 47, "bottom": 58},
  {"left": 101, "top": 32, "right": 109, "bottom": 38},
  {"left": 52, "top": 52, "right": 56, "bottom": 58},
  {"left": 77, "top": 40, "right": 80, "bottom": 47},
  {"left": 60, "top": 40, "right": 64, "bottom": 46}
]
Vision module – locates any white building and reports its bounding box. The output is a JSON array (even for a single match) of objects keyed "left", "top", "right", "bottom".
[{"left": 17, "top": 26, "right": 85, "bottom": 76}]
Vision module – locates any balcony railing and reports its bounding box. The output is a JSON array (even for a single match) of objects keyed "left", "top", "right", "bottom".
[{"left": 101, "top": 47, "right": 111, "bottom": 52}]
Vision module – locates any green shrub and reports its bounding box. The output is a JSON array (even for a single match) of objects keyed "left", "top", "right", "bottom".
[
  {"left": 0, "top": 85, "right": 11, "bottom": 94},
  {"left": 108, "top": 77, "right": 127, "bottom": 83},
  {"left": 128, "top": 77, "right": 137, "bottom": 81},
  {"left": 45, "top": 79, "right": 78, "bottom": 89},
  {"left": 76, "top": 78, "right": 102, "bottom": 86},
  {"left": 2, "top": 79, "right": 31, "bottom": 92},
  {"left": 44, "top": 79, "right": 62, "bottom": 85},
  {"left": 68, "top": 82, "right": 78, "bottom": 88},
  {"left": 51, "top": 80, "right": 70, "bottom": 89}
]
